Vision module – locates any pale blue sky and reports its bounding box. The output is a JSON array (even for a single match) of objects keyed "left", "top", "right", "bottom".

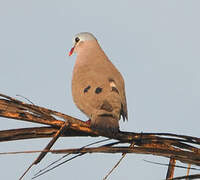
[{"left": 0, "top": 0, "right": 200, "bottom": 179}]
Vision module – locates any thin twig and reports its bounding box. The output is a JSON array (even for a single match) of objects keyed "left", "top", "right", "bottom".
[
  {"left": 103, "top": 153, "right": 127, "bottom": 180},
  {"left": 19, "top": 121, "right": 69, "bottom": 180},
  {"left": 103, "top": 142, "right": 135, "bottom": 180},
  {"left": 16, "top": 94, "right": 34, "bottom": 105},
  {"left": 33, "top": 138, "right": 111, "bottom": 177},
  {"left": 143, "top": 160, "right": 200, "bottom": 171},
  {"left": 168, "top": 174, "right": 200, "bottom": 180},
  {"left": 32, "top": 154, "right": 83, "bottom": 179},
  {"left": 166, "top": 157, "right": 176, "bottom": 180},
  {"left": 33, "top": 141, "right": 120, "bottom": 179},
  {"left": 186, "top": 164, "right": 191, "bottom": 180}
]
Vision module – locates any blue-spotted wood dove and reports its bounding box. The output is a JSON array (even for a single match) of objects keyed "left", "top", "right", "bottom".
[{"left": 69, "top": 32, "right": 128, "bottom": 133}]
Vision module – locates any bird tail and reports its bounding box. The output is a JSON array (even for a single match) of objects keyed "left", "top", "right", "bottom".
[{"left": 91, "top": 114, "right": 119, "bottom": 134}]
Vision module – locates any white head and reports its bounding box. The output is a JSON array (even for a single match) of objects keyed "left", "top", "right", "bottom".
[{"left": 69, "top": 32, "right": 97, "bottom": 56}]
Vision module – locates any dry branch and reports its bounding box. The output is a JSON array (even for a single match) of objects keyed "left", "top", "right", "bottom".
[
  {"left": 48, "top": 146, "right": 200, "bottom": 166},
  {"left": 166, "top": 157, "right": 176, "bottom": 179},
  {"left": 0, "top": 93, "right": 200, "bottom": 179}
]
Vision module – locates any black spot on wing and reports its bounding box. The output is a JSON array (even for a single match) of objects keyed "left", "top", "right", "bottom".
[
  {"left": 100, "top": 100, "right": 113, "bottom": 112},
  {"left": 108, "top": 78, "right": 119, "bottom": 94},
  {"left": 95, "top": 87, "right": 102, "bottom": 94},
  {"left": 108, "top": 78, "right": 114, "bottom": 82},
  {"left": 111, "top": 87, "right": 119, "bottom": 94},
  {"left": 99, "top": 114, "right": 113, "bottom": 117},
  {"left": 84, "top": 85, "right": 91, "bottom": 93}
]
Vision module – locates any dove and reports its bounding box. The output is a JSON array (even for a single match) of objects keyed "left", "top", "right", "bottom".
[{"left": 69, "top": 32, "right": 127, "bottom": 133}]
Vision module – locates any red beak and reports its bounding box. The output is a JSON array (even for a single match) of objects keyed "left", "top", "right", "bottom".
[{"left": 69, "top": 47, "right": 74, "bottom": 56}]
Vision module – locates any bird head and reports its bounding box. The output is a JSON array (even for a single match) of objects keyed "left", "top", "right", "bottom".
[{"left": 69, "top": 32, "right": 97, "bottom": 56}]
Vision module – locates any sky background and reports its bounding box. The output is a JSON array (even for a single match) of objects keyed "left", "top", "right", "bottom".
[{"left": 0, "top": 0, "right": 200, "bottom": 179}]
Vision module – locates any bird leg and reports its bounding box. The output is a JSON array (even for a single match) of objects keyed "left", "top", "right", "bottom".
[{"left": 85, "top": 119, "right": 91, "bottom": 125}]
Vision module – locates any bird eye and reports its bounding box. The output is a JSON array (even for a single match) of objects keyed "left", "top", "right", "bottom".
[{"left": 75, "top": 37, "right": 80, "bottom": 43}]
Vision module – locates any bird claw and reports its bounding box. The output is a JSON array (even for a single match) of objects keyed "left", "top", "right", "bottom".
[{"left": 85, "top": 119, "right": 91, "bottom": 125}]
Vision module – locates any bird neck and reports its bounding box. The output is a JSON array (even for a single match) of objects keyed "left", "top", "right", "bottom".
[{"left": 76, "top": 41, "right": 108, "bottom": 65}]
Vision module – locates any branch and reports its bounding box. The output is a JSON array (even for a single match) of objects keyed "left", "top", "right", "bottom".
[
  {"left": 50, "top": 146, "right": 200, "bottom": 166},
  {"left": 1, "top": 93, "right": 200, "bottom": 179},
  {"left": 166, "top": 157, "right": 176, "bottom": 179},
  {"left": 0, "top": 126, "right": 97, "bottom": 142},
  {"left": 1, "top": 145, "right": 200, "bottom": 167}
]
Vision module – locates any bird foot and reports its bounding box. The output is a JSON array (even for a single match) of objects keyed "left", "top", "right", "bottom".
[{"left": 85, "top": 119, "right": 91, "bottom": 125}]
